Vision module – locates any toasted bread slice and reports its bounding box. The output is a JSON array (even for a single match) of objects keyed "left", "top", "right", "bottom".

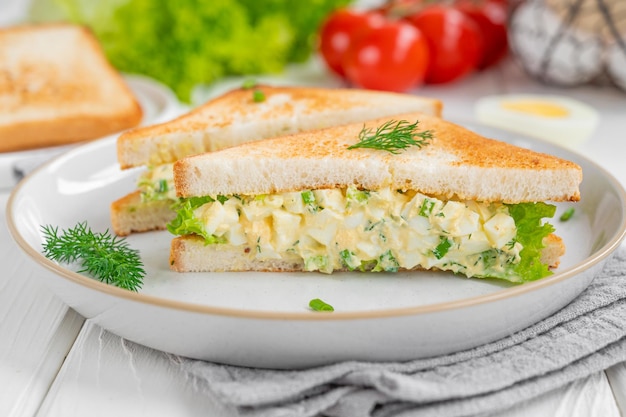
[
  {"left": 175, "top": 112, "right": 582, "bottom": 203},
  {"left": 169, "top": 234, "right": 565, "bottom": 273},
  {"left": 110, "top": 191, "right": 174, "bottom": 236},
  {"left": 116, "top": 86, "right": 443, "bottom": 169},
  {"left": 112, "top": 86, "right": 443, "bottom": 235},
  {"left": 0, "top": 23, "right": 142, "bottom": 152}
]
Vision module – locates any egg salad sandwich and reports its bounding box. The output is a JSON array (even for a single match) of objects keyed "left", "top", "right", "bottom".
[
  {"left": 111, "top": 86, "right": 443, "bottom": 236},
  {"left": 167, "top": 112, "right": 582, "bottom": 283}
]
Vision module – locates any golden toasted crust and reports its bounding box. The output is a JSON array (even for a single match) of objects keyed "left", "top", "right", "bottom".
[
  {"left": 116, "top": 86, "right": 443, "bottom": 168},
  {"left": 169, "top": 234, "right": 565, "bottom": 273},
  {"left": 174, "top": 112, "right": 583, "bottom": 203},
  {"left": 110, "top": 191, "right": 175, "bottom": 236},
  {"left": 540, "top": 233, "right": 565, "bottom": 268},
  {"left": 0, "top": 23, "right": 142, "bottom": 152}
]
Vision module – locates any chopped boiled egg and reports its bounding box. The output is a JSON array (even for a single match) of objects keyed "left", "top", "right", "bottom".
[{"left": 185, "top": 187, "right": 528, "bottom": 278}]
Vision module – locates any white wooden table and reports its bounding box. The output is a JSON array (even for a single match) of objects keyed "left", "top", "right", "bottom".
[{"left": 1, "top": 44, "right": 626, "bottom": 417}]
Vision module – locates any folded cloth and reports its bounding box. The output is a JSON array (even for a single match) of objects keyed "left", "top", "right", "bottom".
[{"left": 182, "top": 246, "right": 626, "bottom": 417}]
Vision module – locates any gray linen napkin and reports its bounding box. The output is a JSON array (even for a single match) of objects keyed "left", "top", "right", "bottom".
[{"left": 182, "top": 246, "right": 626, "bottom": 417}]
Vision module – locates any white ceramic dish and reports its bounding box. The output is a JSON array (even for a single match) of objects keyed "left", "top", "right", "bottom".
[
  {"left": 0, "top": 74, "right": 181, "bottom": 189},
  {"left": 7, "top": 126, "right": 626, "bottom": 369}
]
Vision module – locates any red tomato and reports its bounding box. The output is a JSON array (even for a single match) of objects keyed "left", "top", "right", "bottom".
[
  {"left": 318, "top": 9, "right": 385, "bottom": 77},
  {"left": 406, "top": 5, "right": 483, "bottom": 84},
  {"left": 454, "top": 0, "right": 508, "bottom": 69},
  {"left": 341, "top": 21, "right": 430, "bottom": 92},
  {"left": 376, "top": 0, "right": 425, "bottom": 16}
]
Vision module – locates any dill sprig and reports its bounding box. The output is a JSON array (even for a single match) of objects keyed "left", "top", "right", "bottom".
[
  {"left": 41, "top": 222, "right": 145, "bottom": 292},
  {"left": 347, "top": 119, "right": 433, "bottom": 154}
]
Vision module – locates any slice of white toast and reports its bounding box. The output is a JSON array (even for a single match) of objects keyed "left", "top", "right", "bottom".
[
  {"left": 116, "top": 86, "right": 443, "bottom": 169},
  {"left": 0, "top": 23, "right": 142, "bottom": 152},
  {"left": 174, "top": 112, "right": 582, "bottom": 203}
]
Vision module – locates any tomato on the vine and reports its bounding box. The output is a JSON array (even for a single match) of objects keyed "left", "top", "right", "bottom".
[
  {"left": 454, "top": 0, "right": 508, "bottom": 69},
  {"left": 341, "top": 20, "right": 430, "bottom": 92},
  {"left": 406, "top": 5, "right": 484, "bottom": 84},
  {"left": 318, "top": 9, "right": 385, "bottom": 77}
]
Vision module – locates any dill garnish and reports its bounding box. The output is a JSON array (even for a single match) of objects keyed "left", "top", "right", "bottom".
[
  {"left": 347, "top": 119, "right": 433, "bottom": 154},
  {"left": 41, "top": 222, "right": 145, "bottom": 291}
]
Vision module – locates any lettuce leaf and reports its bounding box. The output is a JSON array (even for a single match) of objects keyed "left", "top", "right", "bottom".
[
  {"left": 30, "top": 0, "right": 350, "bottom": 102},
  {"left": 507, "top": 202, "right": 557, "bottom": 282},
  {"left": 167, "top": 196, "right": 225, "bottom": 244}
]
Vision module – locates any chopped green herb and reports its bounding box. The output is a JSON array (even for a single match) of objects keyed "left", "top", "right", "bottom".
[
  {"left": 339, "top": 249, "right": 359, "bottom": 270},
  {"left": 309, "top": 298, "right": 334, "bottom": 312},
  {"left": 138, "top": 177, "right": 172, "bottom": 202},
  {"left": 41, "top": 222, "right": 145, "bottom": 291},
  {"left": 373, "top": 250, "right": 400, "bottom": 272},
  {"left": 560, "top": 207, "right": 575, "bottom": 221},
  {"left": 301, "top": 190, "right": 315, "bottom": 204},
  {"left": 304, "top": 255, "right": 330, "bottom": 273},
  {"left": 419, "top": 199, "right": 435, "bottom": 217},
  {"left": 301, "top": 190, "right": 320, "bottom": 212},
  {"left": 433, "top": 236, "right": 452, "bottom": 260},
  {"left": 347, "top": 119, "right": 433, "bottom": 154},
  {"left": 365, "top": 219, "right": 384, "bottom": 232},
  {"left": 157, "top": 179, "right": 168, "bottom": 194},
  {"left": 217, "top": 195, "right": 229, "bottom": 204},
  {"left": 253, "top": 89, "right": 266, "bottom": 102},
  {"left": 346, "top": 187, "right": 370, "bottom": 204}
]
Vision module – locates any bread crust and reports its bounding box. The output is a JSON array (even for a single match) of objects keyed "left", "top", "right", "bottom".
[
  {"left": 0, "top": 23, "right": 142, "bottom": 152},
  {"left": 110, "top": 191, "right": 175, "bottom": 236},
  {"left": 116, "top": 86, "right": 443, "bottom": 168},
  {"left": 174, "top": 112, "right": 583, "bottom": 203}
]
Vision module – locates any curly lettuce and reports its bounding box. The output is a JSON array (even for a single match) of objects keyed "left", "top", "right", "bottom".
[
  {"left": 507, "top": 202, "right": 557, "bottom": 282},
  {"left": 166, "top": 196, "right": 226, "bottom": 244},
  {"left": 29, "top": 0, "right": 350, "bottom": 101}
]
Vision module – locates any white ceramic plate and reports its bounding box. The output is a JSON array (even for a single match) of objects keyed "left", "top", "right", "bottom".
[
  {"left": 7, "top": 127, "right": 626, "bottom": 369},
  {"left": 0, "top": 74, "right": 181, "bottom": 190}
]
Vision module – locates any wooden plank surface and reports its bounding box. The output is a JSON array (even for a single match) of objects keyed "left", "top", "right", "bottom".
[{"left": 0, "top": 194, "right": 84, "bottom": 417}]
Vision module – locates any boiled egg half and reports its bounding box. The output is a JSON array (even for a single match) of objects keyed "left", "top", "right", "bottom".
[{"left": 474, "top": 94, "right": 599, "bottom": 149}]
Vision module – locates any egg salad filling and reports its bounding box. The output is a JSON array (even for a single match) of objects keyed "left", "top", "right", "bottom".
[
  {"left": 167, "top": 186, "right": 557, "bottom": 282},
  {"left": 137, "top": 163, "right": 177, "bottom": 203}
]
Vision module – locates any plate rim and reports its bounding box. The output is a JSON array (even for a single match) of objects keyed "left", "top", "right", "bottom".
[{"left": 7, "top": 132, "right": 626, "bottom": 321}]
